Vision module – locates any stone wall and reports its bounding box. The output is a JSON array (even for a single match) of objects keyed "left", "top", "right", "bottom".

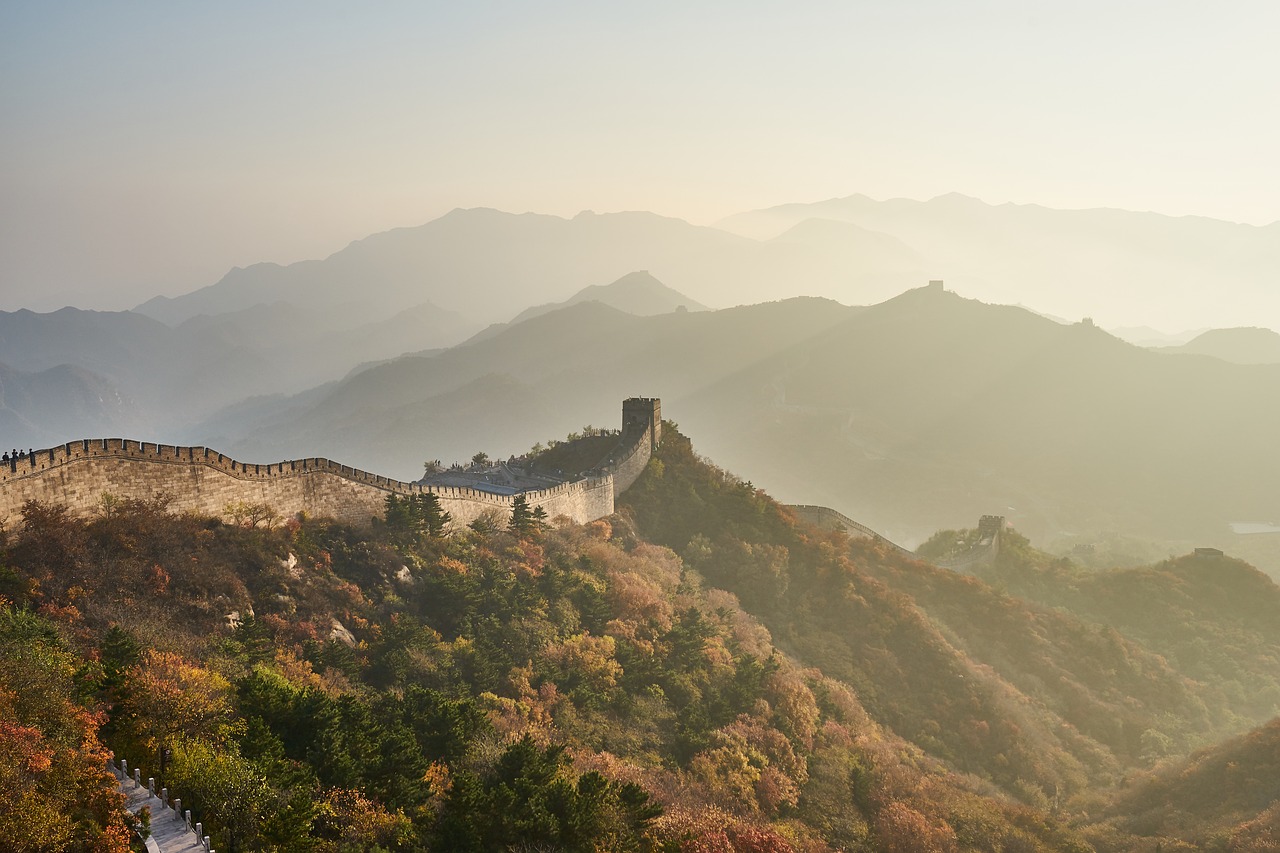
[
  {"left": 787, "top": 504, "right": 1002, "bottom": 572},
  {"left": 0, "top": 399, "right": 652, "bottom": 530},
  {"left": 786, "top": 504, "right": 917, "bottom": 559},
  {"left": 605, "top": 397, "right": 661, "bottom": 495}
]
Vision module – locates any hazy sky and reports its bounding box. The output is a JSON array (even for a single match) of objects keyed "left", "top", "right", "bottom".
[{"left": 3, "top": 1, "right": 1277, "bottom": 312}]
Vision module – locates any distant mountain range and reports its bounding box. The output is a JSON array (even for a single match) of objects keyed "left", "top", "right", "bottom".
[
  {"left": 122, "top": 196, "right": 1280, "bottom": 336},
  {"left": 0, "top": 360, "right": 138, "bottom": 450},
  {"left": 508, "top": 270, "right": 709, "bottom": 323},
  {"left": 202, "top": 293, "right": 853, "bottom": 477},
  {"left": 132, "top": 206, "right": 924, "bottom": 327},
  {"left": 189, "top": 282, "right": 1280, "bottom": 571},
  {"left": 4, "top": 195, "right": 1279, "bottom": 570},
  {"left": 0, "top": 270, "right": 711, "bottom": 449},
  {"left": 466, "top": 270, "right": 710, "bottom": 345},
  {"left": 1157, "top": 326, "right": 1280, "bottom": 364},
  {"left": 718, "top": 193, "right": 1280, "bottom": 332},
  {"left": 0, "top": 299, "right": 477, "bottom": 443}
]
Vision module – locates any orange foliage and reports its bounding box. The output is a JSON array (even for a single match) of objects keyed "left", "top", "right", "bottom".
[
  {"left": 125, "top": 650, "right": 235, "bottom": 749},
  {"left": 316, "top": 787, "right": 412, "bottom": 848},
  {"left": 873, "top": 801, "right": 957, "bottom": 853}
]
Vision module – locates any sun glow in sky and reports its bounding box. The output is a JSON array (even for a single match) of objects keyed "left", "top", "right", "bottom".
[{"left": 2, "top": 0, "right": 1277, "bottom": 311}]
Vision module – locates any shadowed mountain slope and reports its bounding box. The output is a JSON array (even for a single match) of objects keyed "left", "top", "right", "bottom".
[
  {"left": 619, "top": 427, "right": 1280, "bottom": 805},
  {"left": 676, "top": 285, "right": 1280, "bottom": 552},
  {"left": 206, "top": 297, "right": 856, "bottom": 478},
  {"left": 197, "top": 284, "right": 1280, "bottom": 568}
]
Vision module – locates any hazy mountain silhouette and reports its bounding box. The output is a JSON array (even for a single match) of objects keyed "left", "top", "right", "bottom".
[
  {"left": 0, "top": 307, "right": 174, "bottom": 376},
  {"left": 195, "top": 284, "right": 1280, "bottom": 573},
  {"left": 0, "top": 361, "right": 139, "bottom": 448},
  {"left": 202, "top": 296, "right": 856, "bottom": 477},
  {"left": 129, "top": 196, "right": 1280, "bottom": 337},
  {"left": 1107, "top": 325, "right": 1206, "bottom": 347},
  {"left": 1159, "top": 326, "right": 1280, "bottom": 364},
  {"left": 133, "top": 207, "right": 926, "bottom": 327},
  {"left": 0, "top": 300, "right": 477, "bottom": 442},
  {"left": 509, "top": 270, "right": 709, "bottom": 323},
  {"left": 717, "top": 193, "right": 1280, "bottom": 331},
  {"left": 462, "top": 270, "right": 710, "bottom": 346},
  {"left": 678, "top": 285, "right": 1280, "bottom": 554}
]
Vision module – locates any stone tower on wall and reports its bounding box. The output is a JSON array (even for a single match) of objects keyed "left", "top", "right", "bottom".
[{"left": 622, "top": 397, "right": 662, "bottom": 449}]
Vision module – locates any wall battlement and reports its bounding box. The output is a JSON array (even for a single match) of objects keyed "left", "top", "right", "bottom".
[
  {"left": 0, "top": 399, "right": 660, "bottom": 530},
  {"left": 621, "top": 398, "right": 662, "bottom": 450}
]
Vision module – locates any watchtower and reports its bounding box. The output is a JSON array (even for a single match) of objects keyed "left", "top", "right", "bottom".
[
  {"left": 978, "top": 515, "right": 1005, "bottom": 538},
  {"left": 622, "top": 398, "right": 662, "bottom": 450}
]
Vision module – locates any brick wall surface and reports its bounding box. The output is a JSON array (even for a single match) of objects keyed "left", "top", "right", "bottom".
[{"left": 0, "top": 399, "right": 656, "bottom": 530}]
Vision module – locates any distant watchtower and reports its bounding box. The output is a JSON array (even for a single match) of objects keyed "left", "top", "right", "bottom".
[
  {"left": 927, "top": 279, "right": 944, "bottom": 291},
  {"left": 978, "top": 515, "right": 1005, "bottom": 538},
  {"left": 622, "top": 398, "right": 662, "bottom": 450}
]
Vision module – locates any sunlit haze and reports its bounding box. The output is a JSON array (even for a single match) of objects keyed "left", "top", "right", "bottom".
[
  {"left": 3, "top": 1, "right": 1278, "bottom": 312},
  {"left": 8, "top": 7, "right": 1280, "bottom": 847}
]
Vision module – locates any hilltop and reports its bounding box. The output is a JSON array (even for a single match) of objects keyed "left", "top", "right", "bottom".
[
  {"left": 509, "top": 270, "right": 710, "bottom": 324},
  {"left": 1158, "top": 326, "right": 1280, "bottom": 364},
  {"left": 122, "top": 196, "right": 1280, "bottom": 337},
  {"left": 457, "top": 270, "right": 709, "bottom": 347}
]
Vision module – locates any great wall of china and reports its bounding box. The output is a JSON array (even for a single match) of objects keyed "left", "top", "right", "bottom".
[
  {"left": 0, "top": 398, "right": 661, "bottom": 532},
  {"left": 787, "top": 504, "right": 1004, "bottom": 571},
  {"left": 0, "top": 393, "right": 1005, "bottom": 570}
]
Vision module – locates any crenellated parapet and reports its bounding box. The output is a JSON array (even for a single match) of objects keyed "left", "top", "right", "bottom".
[{"left": 0, "top": 399, "right": 659, "bottom": 530}]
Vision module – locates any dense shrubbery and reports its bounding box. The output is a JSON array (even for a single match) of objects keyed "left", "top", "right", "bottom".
[
  {"left": 622, "top": 431, "right": 1106, "bottom": 798},
  {"left": 0, "top": 604, "right": 134, "bottom": 851}
]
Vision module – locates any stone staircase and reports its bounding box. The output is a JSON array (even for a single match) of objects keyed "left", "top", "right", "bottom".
[{"left": 110, "top": 758, "right": 211, "bottom": 853}]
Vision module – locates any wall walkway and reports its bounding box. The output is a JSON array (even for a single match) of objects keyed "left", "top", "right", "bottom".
[{"left": 0, "top": 399, "right": 661, "bottom": 531}]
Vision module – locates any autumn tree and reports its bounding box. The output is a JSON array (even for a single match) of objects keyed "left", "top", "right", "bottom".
[{"left": 0, "top": 605, "right": 133, "bottom": 852}]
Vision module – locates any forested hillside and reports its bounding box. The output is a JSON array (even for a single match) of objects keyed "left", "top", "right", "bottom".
[
  {"left": 1085, "top": 718, "right": 1280, "bottom": 851},
  {"left": 2, "top": 426, "right": 1278, "bottom": 850}
]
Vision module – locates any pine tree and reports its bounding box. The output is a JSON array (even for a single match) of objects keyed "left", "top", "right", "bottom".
[
  {"left": 510, "top": 495, "right": 534, "bottom": 535},
  {"left": 384, "top": 493, "right": 411, "bottom": 531},
  {"left": 418, "top": 492, "right": 453, "bottom": 538},
  {"left": 509, "top": 495, "right": 545, "bottom": 537}
]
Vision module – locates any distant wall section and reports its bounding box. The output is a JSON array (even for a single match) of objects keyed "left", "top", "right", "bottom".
[
  {"left": 787, "top": 504, "right": 917, "bottom": 559},
  {"left": 787, "top": 504, "right": 1003, "bottom": 571}
]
